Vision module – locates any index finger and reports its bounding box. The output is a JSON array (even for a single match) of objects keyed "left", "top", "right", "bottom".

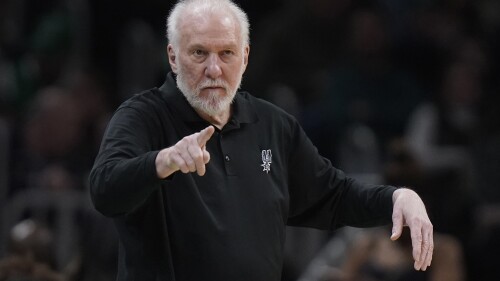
[
  {"left": 197, "top": 126, "right": 215, "bottom": 146},
  {"left": 410, "top": 225, "right": 423, "bottom": 270}
]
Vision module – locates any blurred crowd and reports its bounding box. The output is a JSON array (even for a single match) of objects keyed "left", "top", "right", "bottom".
[{"left": 1, "top": 0, "right": 500, "bottom": 280}]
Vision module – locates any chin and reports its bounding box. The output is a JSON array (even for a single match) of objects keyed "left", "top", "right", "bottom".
[{"left": 200, "top": 97, "right": 234, "bottom": 116}]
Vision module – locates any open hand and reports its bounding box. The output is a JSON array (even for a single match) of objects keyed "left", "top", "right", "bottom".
[{"left": 391, "top": 188, "right": 433, "bottom": 271}]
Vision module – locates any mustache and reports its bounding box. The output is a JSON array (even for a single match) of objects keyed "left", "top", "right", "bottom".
[{"left": 196, "top": 79, "right": 230, "bottom": 92}]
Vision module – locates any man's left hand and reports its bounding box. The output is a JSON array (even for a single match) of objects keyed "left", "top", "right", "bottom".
[{"left": 391, "top": 188, "right": 433, "bottom": 271}]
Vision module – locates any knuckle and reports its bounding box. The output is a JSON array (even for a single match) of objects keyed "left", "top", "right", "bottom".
[
  {"left": 392, "top": 212, "right": 402, "bottom": 221},
  {"left": 411, "top": 232, "right": 422, "bottom": 241},
  {"left": 185, "top": 158, "right": 193, "bottom": 165},
  {"left": 410, "top": 217, "right": 423, "bottom": 227},
  {"left": 181, "top": 135, "right": 197, "bottom": 144},
  {"left": 191, "top": 150, "right": 203, "bottom": 160},
  {"left": 180, "top": 136, "right": 190, "bottom": 144}
]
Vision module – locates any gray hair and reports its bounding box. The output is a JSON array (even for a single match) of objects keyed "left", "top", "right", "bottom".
[{"left": 166, "top": 0, "right": 250, "bottom": 50}]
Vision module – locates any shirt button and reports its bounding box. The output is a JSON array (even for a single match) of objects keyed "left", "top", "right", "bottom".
[{"left": 225, "top": 155, "right": 231, "bottom": 162}]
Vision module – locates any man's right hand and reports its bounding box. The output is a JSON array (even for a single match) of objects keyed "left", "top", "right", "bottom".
[{"left": 155, "top": 126, "right": 215, "bottom": 178}]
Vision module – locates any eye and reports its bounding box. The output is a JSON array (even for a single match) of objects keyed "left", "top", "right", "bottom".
[
  {"left": 193, "top": 49, "right": 206, "bottom": 57},
  {"left": 222, "top": 50, "right": 234, "bottom": 56}
]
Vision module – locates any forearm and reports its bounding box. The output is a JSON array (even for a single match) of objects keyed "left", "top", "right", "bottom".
[
  {"left": 287, "top": 119, "right": 395, "bottom": 229},
  {"left": 89, "top": 151, "right": 162, "bottom": 216},
  {"left": 338, "top": 179, "right": 396, "bottom": 227}
]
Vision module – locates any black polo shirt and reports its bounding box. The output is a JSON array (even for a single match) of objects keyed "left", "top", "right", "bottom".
[{"left": 89, "top": 72, "right": 396, "bottom": 281}]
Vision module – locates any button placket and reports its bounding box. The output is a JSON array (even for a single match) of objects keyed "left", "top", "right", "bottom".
[{"left": 218, "top": 132, "right": 235, "bottom": 176}]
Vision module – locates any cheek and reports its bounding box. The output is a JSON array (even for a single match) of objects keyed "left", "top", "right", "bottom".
[
  {"left": 179, "top": 59, "right": 202, "bottom": 81},
  {"left": 227, "top": 64, "right": 245, "bottom": 84}
]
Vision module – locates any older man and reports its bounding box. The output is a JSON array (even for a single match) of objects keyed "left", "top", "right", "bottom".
[{"left": 89, "top": 0, "right": 433, "bottom": 280}]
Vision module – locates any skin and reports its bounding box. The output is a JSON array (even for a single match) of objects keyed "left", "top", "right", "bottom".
[
  {"left": 155, "top": 3, "right": 434, "bottom": 272},
  {"left": 156, "top": 7, "right": 248, "bottom": 179},
  {"left": 392, "top": 188, "right": 434, "bottom": 271},
  {"left": 168, "top": 9, "right": 249, "bottom": 128}
]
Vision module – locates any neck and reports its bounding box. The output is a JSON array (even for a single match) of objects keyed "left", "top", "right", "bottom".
[{"left": 194, "top": 107, "right": 232, "bottom": 130}]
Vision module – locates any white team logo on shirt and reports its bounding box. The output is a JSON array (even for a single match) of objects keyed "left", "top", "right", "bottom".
[{"left": 261, "top": 149, "right": 272, "bottom": 173}]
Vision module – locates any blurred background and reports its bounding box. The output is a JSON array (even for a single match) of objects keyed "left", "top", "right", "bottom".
[{"left": 1, "top": 0, "right": 499, "bottom": 280}]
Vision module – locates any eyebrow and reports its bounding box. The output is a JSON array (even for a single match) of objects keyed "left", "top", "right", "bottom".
[
  {"left": 188, "top": 42, "right": 239, "bottom": 51},
  {"left": 188, "top": 44, "right": 206, "bottom": 50}
]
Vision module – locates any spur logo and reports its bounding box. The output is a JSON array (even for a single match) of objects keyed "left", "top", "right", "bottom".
[{"left": 261, "top": 149, "right": 272, "bottom": 173}]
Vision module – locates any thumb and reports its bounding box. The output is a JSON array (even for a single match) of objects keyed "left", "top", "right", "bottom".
[
  {"left": 391, "top": 211, "right": 404, "bottom": 241},
  {"left": 197, "top": 126, "right": 215, "bottom": 146},
  {"left": 202, "top": 149, "right": 210, "bottom": 164}
]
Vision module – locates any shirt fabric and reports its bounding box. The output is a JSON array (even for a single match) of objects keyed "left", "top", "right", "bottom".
[{"left": 89, "top": 72, "right": 396, "bottom": 281}]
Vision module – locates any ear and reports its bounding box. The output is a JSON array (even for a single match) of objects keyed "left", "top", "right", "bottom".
[
  {"left": 242, "top": 45, "right": 250, "bottom": 72},
  {"left": 167, "top": 44, "right": 178, "bottom": 73}
]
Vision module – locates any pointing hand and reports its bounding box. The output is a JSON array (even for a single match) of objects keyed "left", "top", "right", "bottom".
[{"left": 155, "top": 126, "right": 215, "bottom": 178}]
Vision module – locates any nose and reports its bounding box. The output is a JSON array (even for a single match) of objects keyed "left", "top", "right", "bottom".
[{"left": 205, "top": 53, "right": 222, "bottom": 79}]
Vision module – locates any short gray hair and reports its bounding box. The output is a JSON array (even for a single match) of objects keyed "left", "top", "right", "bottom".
[{"left": 166, "top": 0, "right": 250, "bottom": 49}]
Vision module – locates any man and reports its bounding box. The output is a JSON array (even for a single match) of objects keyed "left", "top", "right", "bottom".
[{"left": 89, "top": 0, "right": 433, "bottom": 280}]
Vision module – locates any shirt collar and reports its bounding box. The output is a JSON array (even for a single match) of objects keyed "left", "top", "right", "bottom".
[{"left": 158, "top": 72, "right": 259, "bottom": 125}]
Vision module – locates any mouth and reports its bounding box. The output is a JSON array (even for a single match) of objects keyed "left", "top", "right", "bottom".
[
  {"left": 201, "top": 86, "right": 226, "bottom": 93},
  {"left": 197, "top": 79, "right": 229, "bottom": 94}
]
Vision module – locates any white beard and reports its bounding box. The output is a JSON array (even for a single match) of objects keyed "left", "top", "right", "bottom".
[{"left": 176, "top": 65, "right": 243, "bottom": 117}]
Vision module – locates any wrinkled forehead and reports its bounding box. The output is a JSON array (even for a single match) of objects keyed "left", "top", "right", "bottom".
[{"left": 178, "top": 7, "right": 242, "bottom": 44}]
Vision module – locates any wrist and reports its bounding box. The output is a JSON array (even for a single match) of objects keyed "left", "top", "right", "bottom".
[
  {"left": 155, "top": 148, "right": 177, "bottom": 179},
  {"left": 392, "top": 187, "right": 414, "bottom": 204}
]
